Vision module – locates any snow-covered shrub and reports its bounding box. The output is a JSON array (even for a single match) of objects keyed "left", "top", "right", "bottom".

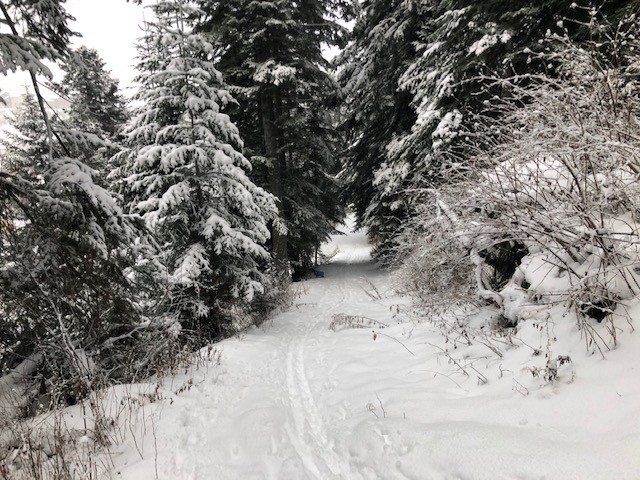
[
  {"left": 398, "top": 13, "right": 640, "bottom": 355},
  {"left": 393, "top": 190, "right": 477, "bottom": 312}
]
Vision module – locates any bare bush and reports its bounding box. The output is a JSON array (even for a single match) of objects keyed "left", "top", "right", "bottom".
[{"left": 393, "top": 190, "right": 477, "bottom": 312}]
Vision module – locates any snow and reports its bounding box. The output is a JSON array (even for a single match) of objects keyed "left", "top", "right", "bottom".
[
  {"left": 25, "top": 216, "right": 640, "bottom": 479},
  {"left": 468, "top": 30, "right": 511, "bottom": 56},
  {"left": 423, "top": 41, "right": 443, "bottom": 56},
  {"left": 171, "top": 243, "right": 210, "bottom": 285},
  {"left": 469, "top": 34, "right": 498, "bottom": 56},
  {"left": 253, "top": 60, "right": 298, "bottom": 85},
  {"left": 432, "top": 110, "right": 462, "bottom": 150}
]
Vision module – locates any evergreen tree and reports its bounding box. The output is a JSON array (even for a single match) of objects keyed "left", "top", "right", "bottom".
[
  {"left": 387, "top": 0, "right": 579, "bottom": 193},
  {"left": 343, "top": 0, "right": 640, "bottom": 253},
  {"left": 53, "top": 46, "right": 129, "bottom": 179},
  {"left": 0, "top": 0, "right": 72, "bottom": 77},
  {"left": 336, "top": 0, "right": 422, "bottom": 249},
  {"left": 0, "top": 0, "right": 170, "bottom": 403},
  {"left": 1, "top": 92, "right": 50, "bottom": 181},
  {"left": 0, "top": 0, "right": 73, "bottom": 159},
  {"left": 57, "top": 46, "right": 128, "bottom": 140},
  {"left": 197, "top": 0, "right": 352, "bottom": 278},
  {"left": 120, "top": 0, "right": 278, "bottom": 334}
]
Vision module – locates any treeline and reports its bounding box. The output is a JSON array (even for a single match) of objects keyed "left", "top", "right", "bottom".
[
  {"left": 0, "top": 0, "right": 351, "bottom": 411},
  {"left": 340, "top": 0, "right": 640, "bottom": 251}
]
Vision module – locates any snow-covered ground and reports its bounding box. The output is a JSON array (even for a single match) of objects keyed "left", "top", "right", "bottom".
[{"left": 105, "top": 218, "right": 640, "bottom": 480}]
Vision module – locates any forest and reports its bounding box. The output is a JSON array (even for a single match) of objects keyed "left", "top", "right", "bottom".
[{"left": 1, "top": 0, "right": 640, "bottom": 478}]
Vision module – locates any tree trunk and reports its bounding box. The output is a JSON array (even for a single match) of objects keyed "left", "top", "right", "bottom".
[{"left": 261, "top": 87, "right": 289, "bottom": 277}]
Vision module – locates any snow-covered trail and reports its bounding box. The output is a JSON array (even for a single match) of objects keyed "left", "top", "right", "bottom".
[
  {"left": 150, "top": 226, "right": 385, "bottom": 479},
  {"left": 113, "top": 220, "right": 640, "bottom": 480}
]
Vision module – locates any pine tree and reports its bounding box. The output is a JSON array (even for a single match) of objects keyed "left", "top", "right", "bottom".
[
  {"left": 0, "top": 0, "right": 72, "bottom": 77},
  {"left": 0, "top": 0, "right": 73, "bottom": 157},
  {"left": 343, "top": 0, "right": 640, "bottom": 253},
  {"left": 0, "top": 0, "right": 169, "bottom": 403},
  {"left": 1, "top": 92, "right": 50, "bottom": 181},
  {"left": 54, "top": 46, "right": 129, "bottom": 179},
  {"left": 336, "top": 0, "right": 422, "bottom": 250},
  {"left": 120, "top": 0, "right": 278, "bottom": 334},
  {"left": 57, "top": 46, "right": 128, "bottom": 140},
  {"left": 197, "top": 0, "right": 352, "bottom": 278},
  {"left": 388, "top": 1, "right": 576, "bottom": 193}
]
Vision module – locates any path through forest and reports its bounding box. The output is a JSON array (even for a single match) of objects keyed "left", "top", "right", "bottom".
[{"left": 113, "top": 219, "right": 640, "bottom": 480}]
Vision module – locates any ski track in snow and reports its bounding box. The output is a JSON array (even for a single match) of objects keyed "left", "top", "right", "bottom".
[
  {"left": 112, "top": 218, "right": 640, "bottom": 480},
  {"left": 281, "top": 263, "right": 356, "bottom": 480}
]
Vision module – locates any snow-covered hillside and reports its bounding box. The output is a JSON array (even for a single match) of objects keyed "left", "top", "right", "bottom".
[{"left": 101, "top": 218, "right": 640, "bottom": 480}]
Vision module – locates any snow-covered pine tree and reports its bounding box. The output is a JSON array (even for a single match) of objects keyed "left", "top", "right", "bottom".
[
  {"left": 0, "top": 92, "right": 50, "bottom": 181},
  {"left": 386, "top": 0, "right": 576, "bottom": 196},
  {"left": 57, "top": 46, "right": 128, "bottom": 141},
  {"left": 0, "top": 0, "right": 71, "bottom": 181},
  {"left": 0, "top": 0, "right": 72, "bottom": 76},
  {"left": 344, "top": 0, "right": 640, "bottom": 255},
  {"left": 121, "top": 0, "right": 278, "bottom": 334},
  {"left": 197, "top": 0, "right": 352, "bottom": 279},
  {"left": 336, "top": 0, "right": 422, "bottom": 252},
  {"left": 0, "top": 0, "right": 168, "bottom": 405},
  {"left": 53, "top": 46, "right": 129, "bottom": 180}
]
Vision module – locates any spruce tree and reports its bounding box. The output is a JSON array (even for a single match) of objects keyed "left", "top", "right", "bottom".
[
  {"left": 197, "top": 0, "right": 352, "bottom": 278},
  {"left": 58, "top": 46, "right": 127, "bottom": 140},
  {"left": 53, "top": 46, "right": 129, "bottom": 179},
  {"left": 0, "top": 0, "right": 168, "bottom": 402},
  {"left": 336, "top": 0, "right": 422, "bottom": 249},
  {"left": 1, "top": 92, "right": 50, "bottom": 181},
  {"left": 343, "top": 0, "right": 640, "bottom": 253},
  {"left": 0, "top": 0, "right": 72, "bottom": 77},
  {"left": 120, "top": 0, "right": 278, "bottom": 334}
]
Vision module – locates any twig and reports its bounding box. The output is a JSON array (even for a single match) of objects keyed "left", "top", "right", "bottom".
[
  {"left": 427, "top": 342, "right": 468, "bottom": 376},
  {"left": 376, "top": 393, "right": 387, "bottom": 418},
  {"left": 512, "top": 379, "right": 529, "bottom": 396},
  {"left": 374, "top": 331, "right": 415, "bottom": 356}
]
